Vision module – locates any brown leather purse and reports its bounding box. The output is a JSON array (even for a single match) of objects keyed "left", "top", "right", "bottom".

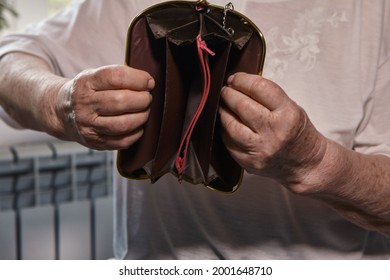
[{"left": 117, "top": 0, "right": 266, "bottom": 192}]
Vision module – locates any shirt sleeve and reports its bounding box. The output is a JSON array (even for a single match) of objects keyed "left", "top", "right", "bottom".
[
  {"left": 353, "top": 1, "right": 390, "bottom": 156},
  {"left": 0, "top": 0, "right": 142, "bottom": 127},
  {"left": 0, "top": 0, "right": 136, "bottom": 78}
]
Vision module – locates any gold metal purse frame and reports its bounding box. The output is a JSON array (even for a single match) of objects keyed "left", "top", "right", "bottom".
[{"left": 117, "top": 0, "right": 266, "bottom": 192}]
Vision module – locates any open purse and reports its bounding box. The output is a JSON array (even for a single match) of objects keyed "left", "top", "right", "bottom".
[{"left": 117, "top": 0, "right": 266, "bottom": 192}]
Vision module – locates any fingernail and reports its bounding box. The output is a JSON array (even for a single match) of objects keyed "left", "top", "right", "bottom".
[
  {"left": 147, "top": 78, "right": 155, "bottom": 90},
  {"left": 227, "top": 74, "right": 235, "bottom": 85}
]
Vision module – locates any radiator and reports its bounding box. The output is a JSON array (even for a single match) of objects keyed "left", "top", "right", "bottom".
[{"left": 0, "top": 140, "right": 114, "bottom": 260}]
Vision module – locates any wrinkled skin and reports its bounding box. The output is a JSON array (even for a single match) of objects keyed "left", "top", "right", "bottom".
[
  {"left": 57, "top": 65, "right": 154, "bottom": 150},
  {"left": 1, "top": 54, "right": 389, "bottom": 234},
  {"left": 219, "top": 72, "right": 327, "bottom": 190}
]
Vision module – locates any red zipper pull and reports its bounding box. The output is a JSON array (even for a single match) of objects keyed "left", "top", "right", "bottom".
[
  {"left": 175, "top": 35, "right": 215, "bottom": 182},
  {"left": 198, "top": 37, "right": 216, "bottom": 56}
]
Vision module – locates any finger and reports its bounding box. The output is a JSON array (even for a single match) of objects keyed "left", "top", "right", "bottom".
[
  {"left": 221, "top": 85, "right": 270, "bottom": 132},
  {"left": 91, "top": 65, "right": 155, "bottom": 91},
  {"left": 219, "top": 104, "right": 256, "bottom": 149},
  {"left": 219, "top": 105, "right": 261, "bottom": 172},
  {"left": 93, "top": 90, "right": 152, "bottom": 116},
  {"left": 104, "top": 129, "right": 144, "bottom": 150},
  {"left": 86, "top": 128, "right": 144, "bottom": 151},
  {"left": 227, "top": 73, "right": 288, "bottom": 111},
  {"left": 220, "top": 133, "right": 253, "bottom": 170},
  {"left": 92, "top": 110, "right": 150, "bottom": 137}
]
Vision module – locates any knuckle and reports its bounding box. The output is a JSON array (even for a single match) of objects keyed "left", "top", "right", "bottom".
[
  {"left": 74, "top": 69, "right": 93, "bottom": 87},
  {"left": 135, "top": 91, "right": 153, "bottom": 109},
  {"left": 286, "top": 104, "right": 307, "bottom": 136},
  {"left": 109, "top": 66, "right": 125, "bottom": 83},
  {"left": 112, "top": 91, "right": 126, "bottom": 104},
  {"left": 236, "top": 98, "right": 255, "bottom": 114},
  {"left": 249, "top": 76, "right": 269, "bottom": 95},
  {"left": 71, "top": 73, "right": 94, "bottom": 103},
  {"left": 96, "top": 65, "right": 124, "bottom": 87},
  {"left": 291, "top": 106, "right": 305, "bottom": 124},
  {"left": 116, "top": 121, "right": 133, "bottom": 135},
  {"left": 250, "top": 77, "right": 282, "bottom": 99},
  {"left": 119, "top": 130, "right": 144, "bottom": 150}
]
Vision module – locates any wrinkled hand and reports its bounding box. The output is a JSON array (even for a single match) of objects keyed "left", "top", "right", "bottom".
[
  {"left": 56, "top": 65, "right": 154, "bottom": 150},
  {"left": 219, "top": 72, "right": 327, "bottom": 189}
]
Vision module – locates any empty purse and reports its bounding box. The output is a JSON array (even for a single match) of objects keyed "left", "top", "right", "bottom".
[{"left": 117, "top": 0, "right": 266, "bottom": 192}]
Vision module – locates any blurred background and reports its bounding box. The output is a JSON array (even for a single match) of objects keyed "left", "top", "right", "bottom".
[
  {"left": 0, "top": 0, "right": 115, "bottom": 260},
  {"left": 0, "top": 0, "right": 71, "bottom": 144}
]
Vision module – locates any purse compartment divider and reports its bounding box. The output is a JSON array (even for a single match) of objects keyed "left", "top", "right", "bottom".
[
  {"left": 117, "top": 17, "right": 166, "bottom": 178},
  {"left": 150, "top": 41, "right": 194, "bottom": 180},
  {"left": 191, "top": 38, "right": 232, "bottom": 183}
]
